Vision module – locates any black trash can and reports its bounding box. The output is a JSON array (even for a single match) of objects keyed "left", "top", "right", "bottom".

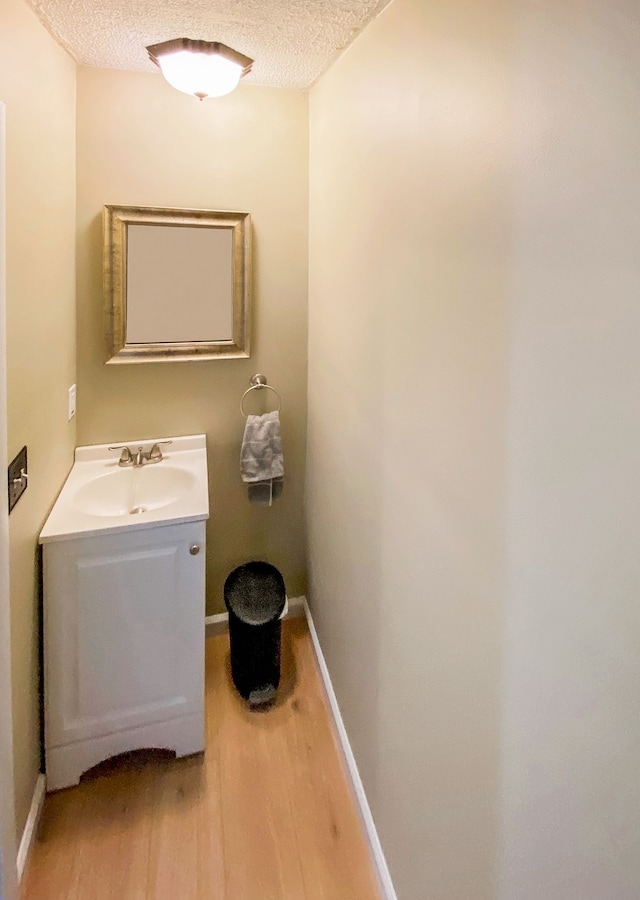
[{"left": 224, "top": 561, "right": 286, "bottom": 706}]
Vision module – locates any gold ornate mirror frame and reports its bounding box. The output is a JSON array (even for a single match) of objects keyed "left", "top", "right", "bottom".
[{"left": 103, "top": 205, "right": 252, "bottom": 364}]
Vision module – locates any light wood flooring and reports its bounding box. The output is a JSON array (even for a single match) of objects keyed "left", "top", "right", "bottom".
[{"left": 22, "top": 617, "right": 380, "bottom": 900}]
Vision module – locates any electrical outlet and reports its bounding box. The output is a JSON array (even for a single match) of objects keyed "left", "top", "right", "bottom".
[{"left": 68, "top": 384, "right": 76, "bottom": 421}]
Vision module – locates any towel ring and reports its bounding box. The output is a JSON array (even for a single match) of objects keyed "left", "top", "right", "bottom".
[{"left": 240, "top": 374, "right": 282, "bottom": 418}]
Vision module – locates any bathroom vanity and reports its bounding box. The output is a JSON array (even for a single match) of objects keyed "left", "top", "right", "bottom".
[{"left": 39, "top": 434, "right": 209, "bottom": 791}]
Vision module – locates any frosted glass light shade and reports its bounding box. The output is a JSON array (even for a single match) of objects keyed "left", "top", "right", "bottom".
[
  {"left": 157, "top": 51, "right": 241, "bottom": 98},
  {"left": 146, "top": 39, "right": 253, "bottom": 100}
]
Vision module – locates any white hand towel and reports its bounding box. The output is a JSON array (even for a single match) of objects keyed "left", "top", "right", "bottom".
[{"left": 240, "top": 410, "right": 284, "bottom": 506}]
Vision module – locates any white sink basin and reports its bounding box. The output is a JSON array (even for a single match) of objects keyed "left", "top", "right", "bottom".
[
  {"left": 72, "top": 465, "right": 197, "bottom": 517},
  {"left": 39, "top": 434, "right": 209, "bottom": 543}
]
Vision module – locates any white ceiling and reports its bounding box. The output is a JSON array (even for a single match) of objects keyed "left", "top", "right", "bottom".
[{"left": 25, "top": 0, "right": 392, "bottom": 90}]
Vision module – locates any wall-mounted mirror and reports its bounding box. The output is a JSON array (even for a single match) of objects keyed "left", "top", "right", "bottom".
[{"left": 103, "top": 205, "right": 251, "bottom": 363}]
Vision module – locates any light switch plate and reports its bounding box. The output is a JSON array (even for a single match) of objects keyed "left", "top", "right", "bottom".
[
  {"left": 68, "top": 384, "right": 76, "bottom": 420},
  {"left": 8, "top": 445, "right": 27, "bottom": 513}
]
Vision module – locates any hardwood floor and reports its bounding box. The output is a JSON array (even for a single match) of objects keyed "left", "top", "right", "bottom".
[{"left": 22, "top": 617, "right": 380, "bottom": 899}]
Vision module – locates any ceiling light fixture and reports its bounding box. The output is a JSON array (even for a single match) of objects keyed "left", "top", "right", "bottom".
[{"left": 146, "top": 39, "right": 253, "bottom": 101}]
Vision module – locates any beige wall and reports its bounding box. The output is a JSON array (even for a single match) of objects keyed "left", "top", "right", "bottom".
[
  {"left": 0, "top": 0, "right": 76, "bottom": 837},
  {"left": 308, "top": 1, "right": 509, "bottom": 895},
  {"left": 501, "top": 1, "right": 640, "bottom": 896},
  {"left": 0, "top": 100, "right": 18, "bottom": 900},
  {"left": 309, "top": 1, "right": 640, "bottom": 898},
  {"left": 76, "top": 68, "right": 308, "bottom": 614}
]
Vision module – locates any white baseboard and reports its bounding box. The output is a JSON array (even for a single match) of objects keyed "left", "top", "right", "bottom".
[
  {"left": 205, "top": 595, "right": 306, "bottom": 637},
  {"left": 204, "top": 611, "right": 229, "bottom": 637},
  {"left": 283, "top": 595, "right": 306, "bottom": 618},
  {"left": 16, "top": 773, "right": 45, "bottom": 882},
  {"left": 303, "top": 599, "right": 397, "bottom": 900}
]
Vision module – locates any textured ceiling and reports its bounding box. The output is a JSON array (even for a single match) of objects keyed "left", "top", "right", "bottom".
[{"left": 25, "top": 0, "right": 392, "bottom": 89}]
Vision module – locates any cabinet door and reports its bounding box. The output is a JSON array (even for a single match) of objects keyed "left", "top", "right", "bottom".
[{"left": 44, "top": 522, "right": 205, "bottom": 749}]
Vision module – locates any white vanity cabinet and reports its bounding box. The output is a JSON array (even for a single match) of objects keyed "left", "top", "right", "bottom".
[{"left": 43, "top": 519, "right": 206, "bottom": 791}]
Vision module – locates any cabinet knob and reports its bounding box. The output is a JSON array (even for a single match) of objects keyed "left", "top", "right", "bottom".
[{"left": 189, "top": 544, "right": 200, "bottom": 556}]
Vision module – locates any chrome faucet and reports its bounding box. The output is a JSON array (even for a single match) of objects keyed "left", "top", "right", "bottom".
[{"left": 108, "top": 440, "right": 172, "bottom": 467}]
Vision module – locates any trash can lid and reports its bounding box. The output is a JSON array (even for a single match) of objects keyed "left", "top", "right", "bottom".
[{"left": 224, "top": 561, "right": 286, "bottom": 625}]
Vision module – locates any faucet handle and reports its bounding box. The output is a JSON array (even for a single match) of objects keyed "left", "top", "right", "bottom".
[
  {"left": 108, "top": 445, "right": 134, "bottom": 466},
  {"left": 149, "top": 440, "right": 172, "bottom": 462}
]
